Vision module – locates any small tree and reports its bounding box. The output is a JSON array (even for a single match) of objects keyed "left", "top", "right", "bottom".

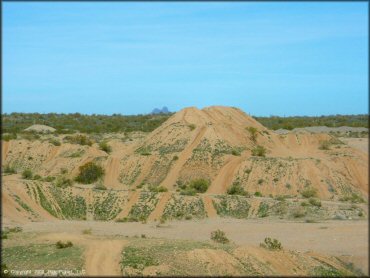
[
  {"left": 75, "top": 162, "right": 104, "bottom": 184},
  {"left": 260, "top": 237, "right": 282, "bottom": 250},
  {"left": 227, "top": 182, "right": 249, "bottom": 196}
]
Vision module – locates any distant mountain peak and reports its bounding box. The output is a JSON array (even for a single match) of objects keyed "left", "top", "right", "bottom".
[{"left": 151, "top": 106, "right": 170, "bottom": 114}]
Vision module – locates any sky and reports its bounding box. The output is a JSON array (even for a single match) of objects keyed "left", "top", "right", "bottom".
[{"left": 3, "top": 2, "right": 369, "bottom": 116}]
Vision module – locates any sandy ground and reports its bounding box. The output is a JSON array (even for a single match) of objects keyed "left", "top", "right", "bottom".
[
  {"left": 341, "top": 137, "right": 368, "bottom": 154},
  {"left": 16, "top": 218, "right": 369, "bottom": 274}
]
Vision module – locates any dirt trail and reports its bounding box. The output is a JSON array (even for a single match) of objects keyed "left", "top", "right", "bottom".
[
  {"left": 85, "top": 240, "right": 126, "bottom": 276},
  {"left": 114, "top": 191, "right": 140, "bottom": 220},
  {"left": 148, "top": 192, "right": 172, "bottom": 221},
  {"left": 104, "top": 157, "right": 121, "bottom": 189},
  {"left": 202, "top": 195, "right": 217, "bottom": 218},
  {"left": 160, "top": 126, "right": 207, "bottom": 189},
  {"left": 207, "top": 156, "right": 243, "bottom": 194}
]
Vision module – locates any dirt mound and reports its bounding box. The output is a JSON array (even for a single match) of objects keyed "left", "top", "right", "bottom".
[{"left": 24, "top": 124, "right": 56, "bottom": 133}]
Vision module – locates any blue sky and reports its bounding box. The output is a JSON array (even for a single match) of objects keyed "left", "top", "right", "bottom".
[{"left": 3, "top": 2, "right": 368, "bottom": 116}]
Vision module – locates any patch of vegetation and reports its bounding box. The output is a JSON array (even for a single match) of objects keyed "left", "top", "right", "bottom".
[
  {"left": 292, "top": 207, "right": 306, "bottom": 218},
  {"left": 319, "top": 140, "right": 331, "bottom": 150},
  {"left": 188, "top": 124, "right": 196, "bottom": 131},
  {"left": 49, "top": 138, "right": 61, "bottom": 146},
  {"left": 254, "top": 191, "right": 263, "bottom": 197},
  {"left": 227, "top": 182, "right": 249, "bottom": 197},
  {"left": 54, "top": 177, "right": 73, "bottom": 188},
  {"left": 2, "top": 133, "right": 17, "bottom": 141},
  {"left": 67, "top": 149, "right": 85, "bottom": 158},
  {"left": 210, "top": 230, "right": 229, "bottom": 244},
  {"left": 93, "top": 192, "right": 122, "bottom": 220},
  {"left": 339, "top": 192, "right": 366, "bottom": 203},
  {"left": 55, "top": 241, "right": 73, "bottom": 249},
  {"left": 127, "top": 192, "right": 159, "bottom": 221},
  {"left": 162, "top": 195, "right": 206, "bottom": 220},
  {"left": 64, "top": 134, "right": 93, "bottom": 146},
  {"left": 254, "top": 114, "right": 368, "bottom": 130},
  {"left": 213, "top": 195, "right": 250, "bottom": 218},
  {"left": 251, "top": 145, "right": 266, "bottom": 157},
  {"left": 75, "top": 162, "right": 104, "bottom": 184},
  {"left": 301, "top": 187, "right": 318, "bottom": 198},
  {"left": 257, "top": 202, "right": 269, "bottom": 218},
  {"left": 308, "top": 198, "right": 322, "bottom": 207},
  {"left": 260, "top": 237, "right": 282, "bottom": 250},
  {"left": 148, "top": 185, "right": 168, "bottom": 192},
  {"left": 2, "top": 243, "right": 84, "bottom": 272},
  {"left": 3, "top": 165, "right": 17, "bottom": 174},
  {"left": 311, "top": 266, "right": 345, "bottom": 277},
  {"left": 35, "top": 185, "right": 59, "bottom": 217},
  {"left": 99, "top": 141, "right": 112, "bottom": 153},
  {"left": 246, "top": 127, "right": 258, "bottom": 142},
  {"left": 189, "top": 179, "right": 210, "bottom": 193},
  {"left": 121, "top": 245, "right": 159, "bottom": 270},
  {"left": 49, "top": 187, "right": 87, "bottom": 220},
  {"left": 22, "top": 169, "right": 33, "bottom": 180}
]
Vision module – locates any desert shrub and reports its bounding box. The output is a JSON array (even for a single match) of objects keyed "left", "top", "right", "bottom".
[
  {"left": 22, "top": 169, "right": 33, "bottom": 180},
  {"left": 180, "top": 188, "right": 197, "bottom": 196},
  {"left": 231, "top": 149, "right": 241, "bottom": 156},
  {"left": 185, "top": 215, "right": 192, "bottom": 220},
  {"left": 251, "top": 145, "right": 266, "bottom": 157},
  {"left": 254, "top": 191, "right": 263, "bottom": 197},
  {"left": 188, "top": 124, "right": 196, "bottom": 131},
  {"left": 55, "top": 240, "right": 73, "bottom": 249},
  {"left": 292, "top": 207, "right": 306, "bottom": 218},
  {"left": 2, "top": 133, "right": 17, "bottom": 141},
  {"left": 308, "top": 197, "right": 322, "bottom": 207},
  {"left": 274, "top": 195, "right": 286, "bottom": 201},
  {"left": 189, "top": 179, "right": 210, "bottom": 193},
  {"left": 99, "top": 141, "right": 112, "bottom": 153},
  {"left": 173, "top": 155, "right": 179, "bottom": 161},
  {"left": 301, "top": 187, "right": 317, "bottom": 198},
  {"left": 260, "top": 237, "right": 282, "bottom": 250},
  {"left": 258, "top": 203, "right": 269, "bottom": 217},
  {"left": 33, "top": 174, "right": 42, "bottom": 180},
  {"left": 82, "top": 228, "right": 92, "bottom": 235},
  {"left": 44, "top": 176, "right": 56, "bottom": 182},
  {"left": 60, "top": 168, "right": 68, "bottom": 174},
  {"left": 258, "top": 178, "right": 264, "bottom": 185},
  {"left": 64, "top": 134, "right": 93, "bottom": 146},
  {"left": 3, "top": 165, "right": 16, "bottom": 174},
  {"left": 244, "top": 168, "right": 252, "bottom": 174},
  {"left": 94, "top": 183, "right": 107, "bottom": 190},
  {"left": 211, "top": 230, "right": 229, "bottom": 244},
  {"left": 339, "top": 193, "right": 365, "bottom": 204},
  {"left": 285, "top": 183, "right": 292, "bottom": 189},
  {"left": 319, "top": 140, "right": 331, "bottom": 150},
  {"left": 49, "top": 138, "right": 61, "bottom": 146},
  {"left": 227, "top": 182, "right": 249, "bottom": 197},
  {"left": 148, "top": 185, "right": 168, "bottom": 192},
  {"left": 54, "top": 177, "right": 73, "bottom": 188},
  {"left": 75, "top": 162, "right": 104, "bottom": 184},
  {"left": 246, "top": 127, "right": 258, "bottom": 142}
]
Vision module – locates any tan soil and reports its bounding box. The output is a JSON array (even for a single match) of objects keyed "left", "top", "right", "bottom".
[
  {"left": 147, "top": 192, "right": 172, "bottom": 221},
  {"left": 114, "top": 190, "right": 140, "bottom": 220}
]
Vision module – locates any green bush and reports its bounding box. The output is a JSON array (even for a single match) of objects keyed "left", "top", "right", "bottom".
[
  {"left": 22, "top": 169, "right": 33, "bottom": 180},
  {"left": 251, "top": 145, "right": 266, "bottom": 157},
  {"left": 94, "top": 183, "right": 107, "bottom": 190},
  {"left": 339, "top": 193, "right": 365, "bottom": 204},
  {"left": 260, "top": 237, "right": 282, "bottom": 250},
  {"left": 2, "top": 133, "right": 17, "bottom": 141},
  {"left": 44, "top": 176, "right": 56, "bottom": 182},
  {"left": 227, "top": 182, "right": 249, "bottom": 197},
  {"left": 211, "top": 229, "right": 229, "bottom": 244},
  {"left": 189, "top": 179, "right": 210, "bottom": 193},
  {"left": 254, "top": 191, "right": 263, "bottom": 197},
  {"left": 55, "top": 241, "right": 73, "bottom": 249},
  {"left": 75, "top": 162, "right": 104, "bottom": 184},
  {"left": 246, "top": 127, "right": 258, "bottom": 142},
  {"left": 308, "top": 197, "right": 322, "bottom": 207},
  {"left": 319, "top": 140, "right": 331, "bottom": 150},
  {"left": 231, "top": 149, "right": 241, "bottom": 156},
  {"left": 301, "top": 187, "right": 318, "bottom": 198},
  {"left": 3, "top": 165, "right": 16, "bottom": 174},
  {"left": 148, "top": 185, "right": 168, "bottom": 192},
  {"left": 188, "top": 124, "right": 196, "bottom": 131},
  {"left": 99, "top": 141, "right": 112, "bottom": 153},
  {"left": 54, "top": 177, "right": 73, "bottom": 188},
  {"left": 49, "top": 138, "right": 61, "bottom": 146},
  {"left": 64, "top": 134, "right": 93, "bottom": 146},
  {"left": 33, "top": 174, "right": 42, "bottom": 180},
  {"left": 173, "top": 155, "right": 179, "bottom": 161}
]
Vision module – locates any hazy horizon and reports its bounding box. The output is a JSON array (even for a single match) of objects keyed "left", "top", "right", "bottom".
[{"left": 3, "top": 2, "right": 369, "bottom": 116}]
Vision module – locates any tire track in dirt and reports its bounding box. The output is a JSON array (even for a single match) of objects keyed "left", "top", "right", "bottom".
[
  {"left": 207, "top": 156, "right": 244, "bottom": 194},
  {"left": 202, "top": 195, "right": 217, "bottom": 218},
  {"left": 85, "top": 240, "right": 126, "bottom": 276},
  {"left": 160, "top": 126, "right": 207, "bottom": 189},
  {"left": 104, "top": 156, "right": 121, "bottom": 189},
  {"left": 147, "top": 192, "right": 172, "bottom": 221},
  {"left": 114, "top": 190, "right": 140, "bottom": 220}
]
